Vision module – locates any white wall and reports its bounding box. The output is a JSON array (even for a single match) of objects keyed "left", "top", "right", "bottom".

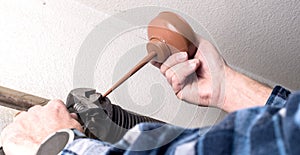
[{"left": 0, "top": 0, "right": 299, "bottom": 131}]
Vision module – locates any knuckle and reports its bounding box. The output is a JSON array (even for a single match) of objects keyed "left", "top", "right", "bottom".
[
  {"left": 160, "top": 63, "right": 171, "bottom": 75},
  {"left": 198, "top": 90, "right": 213, "bottom": 105},
  {"left": 51, "top": 99, "right": 64, "bottom": 104},
  {"left": 165, "top": 69, "right": 173, "bottom": 79},
  {"left": 171, "top": 74, "right": 179, "bottom": 85},
  {"left": 173, "top": 85, "right": 180, "bottom": 94},
  {"left": 160, "top": 65, "right": 167, "bottom": 75},
  {"left": 172, "top": 76, "right": 184, "bottom": 94},
  {"left": 165, "top": 70, "right": 174, "bottom": 84},
  {"left": 160, "top": 68, "right": 166, "bottom": 75},
  {"left": 49, "top": 99, "right": 65, "bottom": 109}
]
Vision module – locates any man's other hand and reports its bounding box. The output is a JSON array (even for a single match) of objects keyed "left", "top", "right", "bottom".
[{"left": 1, "top": 99, "right": 83, "bottom": 155}]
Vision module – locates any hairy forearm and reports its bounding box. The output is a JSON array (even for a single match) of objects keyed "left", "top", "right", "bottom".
[{"left": 222, "top": 66, "right": 272, "bottom": 113}]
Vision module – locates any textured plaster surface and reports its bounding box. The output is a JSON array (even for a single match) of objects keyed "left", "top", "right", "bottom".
[
  {"left": 76, "top": 0, "right": 300, "bottom": 90},
  {"left": 0, "top": 0, "right": 299, "bottom": 133},
  {"left": 0, "top": 104, "right": 18, "bottom": 146}
]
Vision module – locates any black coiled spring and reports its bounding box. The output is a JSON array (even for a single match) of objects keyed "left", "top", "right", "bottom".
[{"left": 66, "top": 88, "right": 165, "bottom": 143}]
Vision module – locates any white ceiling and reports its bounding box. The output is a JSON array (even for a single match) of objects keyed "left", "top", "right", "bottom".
[{"left": 75, "top": 0, "right": 300, "bottom": 90}]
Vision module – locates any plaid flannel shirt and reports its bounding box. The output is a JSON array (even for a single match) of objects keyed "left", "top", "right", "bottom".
[{"left": 62, "top": 86, "right": 297, "bottom": 155}]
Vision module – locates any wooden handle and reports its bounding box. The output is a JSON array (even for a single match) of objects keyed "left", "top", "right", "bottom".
[{"left": 0, "top": 86, "right": 49, "bottom": 110}]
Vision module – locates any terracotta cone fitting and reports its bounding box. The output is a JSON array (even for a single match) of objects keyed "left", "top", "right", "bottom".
[{"left": 147, "top": 11, "right": 198, "bottom": 63}]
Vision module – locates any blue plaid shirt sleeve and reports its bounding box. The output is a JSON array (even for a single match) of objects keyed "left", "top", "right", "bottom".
[{"left": 62, "top": 86, "right": 298, "bottom": 155}]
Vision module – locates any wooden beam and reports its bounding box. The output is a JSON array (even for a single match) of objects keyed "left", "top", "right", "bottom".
[{"left": 0, "top": 86, "right": 49, "bottom": 111}]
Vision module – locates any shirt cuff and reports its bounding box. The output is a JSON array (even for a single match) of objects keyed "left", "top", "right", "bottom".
[
  {"left": 265, "top": 85, "right": 291, "bottom": 108},
  {"left": 61, "top": 139, "right": 111, "bottom": 155}
]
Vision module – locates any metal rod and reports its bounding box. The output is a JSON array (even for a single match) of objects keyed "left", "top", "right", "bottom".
[{"left": 103, "top": 52, "right": 157, "bottom": 97}]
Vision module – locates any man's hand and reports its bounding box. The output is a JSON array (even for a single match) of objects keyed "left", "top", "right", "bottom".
[
  {"left": 152, "top": 36, "right": 226, "bottom": 108},
  {"left": 1, "top": 99, "right": 83, "bottom": 155},
  {"left": 153, "top": 35, "right": 272, "bottom": 112}
]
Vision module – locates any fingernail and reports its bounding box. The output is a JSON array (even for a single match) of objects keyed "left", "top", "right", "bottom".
[{"left": 176, "top": 52, "right": 187, "bottom": 61}]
